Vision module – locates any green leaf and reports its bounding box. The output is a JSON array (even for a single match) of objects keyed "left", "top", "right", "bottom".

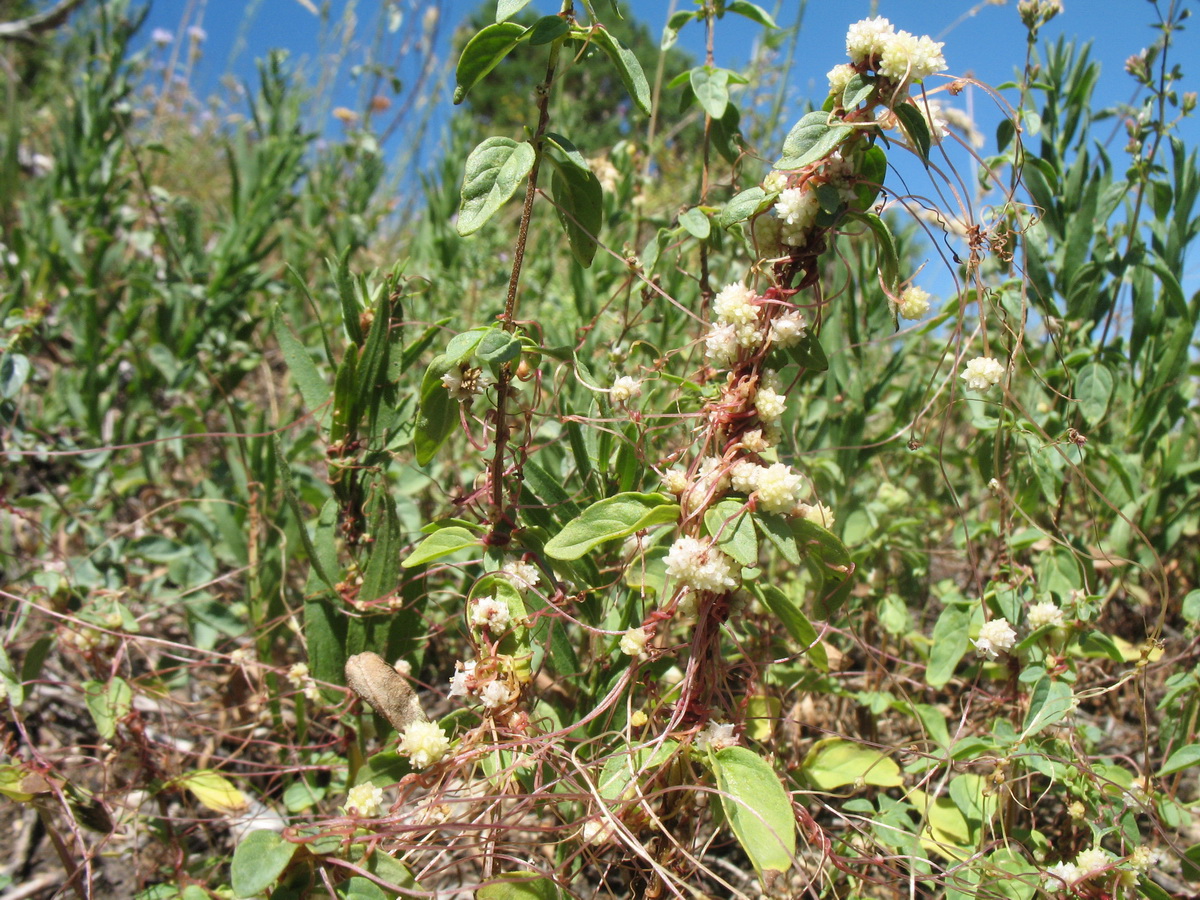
[
  {"left": 775, "top": 111, "right": 853, "bottom": 169},
  {"left": 1021, "top": 677, "right": 1077, "bottom": 739},
  {"left": 1074, "top": 362, "right": 1113, "bottom": 426},
  {"left": 711, "top": 746, "right": 795, "bottom": 885},
  {"left": 453, "top": 23, "right": 528, "bottom": 105},
  {"left": 0, "top": 642, "right": 25, "bottom": 707},
  {"left": 848, "top": 211, "right": 899, "bottom": 292},
  {"left": 1158, "top": 743, "right": 1200, "bottom": 777},
  {"left": 476, "top": 330, "right": 524, "bottom": 366},
  {"left": 272, "top": 306, "right": 330, "bottom": 416},
  {"left": 273, "top": 436, "right": 337, "bottom": 590},
  {"left": 588, "top": 26, "right": 651, "bottom": 116},
  {"left": 690, "top": 67, "right": 730, "bottom": 119},
  {"left": 757, "top": 585, "right": 828, "bottom": 670},
  {"left": 496, "top": 0, "right": 534, "bottom": 23},
  {"left": 725, "top": 1, "right": 777, "bottom": 28},
  {"left": 599, "top": 740, "right": 679, "bottom": 802},
  {"left": 894, "top": 102, "right": 932, "bottom": 164},
  {"left": 783, "top": 332, "right": 828, "bottom": 372},
  {"left": 458, "top": 137, "right": 536, "bottom": 236},
  {"left": 679, "top": 206, "right": 711, "bottom": 240},
  {"left": 83, "top": 677, "right": 131, "bottom": 740},
  {"left": 704, "top": 500, "right": 758, "bottom": 567},
  {"left": 231, "top": 830, "right": 299, "bottom": 899},
  {"left": 545, "top": 492, "right": 679, "bottom": 560},
  {"left": 926, "top": 605, "right": 970, "bottom": 688},
  {"left": 0, "top": 352, "right": 30, "bottom": 399},
  {"left": 402, "top": 526, "right": 481, "bottom": 568},
  {"left": 543, "top": 133, "right": 603, "bottom": 267},
  {"left": 528, "top": 15, "right": 569, "bottom": 45},
  {"left": 802, "top": 738, "right": 903, "bottom": 790},
  {"left": 854, "top": 145, "right": 887, "bottom": 208},
  {"left": 841, "top": 73, "right": 875, "bottom": 109},
  {"left": 718, "top": 187, "right": 768, "bottom": 227},
  {"left": 753, "top": 512, "right": 800, "bottom": 565},
  {"left": 477, "top": 871, "right": 562, "bottom": 900}
]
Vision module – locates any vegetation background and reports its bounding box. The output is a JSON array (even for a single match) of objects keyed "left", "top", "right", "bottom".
[{"left": 1, "top": 0, "right": 1199, "bottom": 899}]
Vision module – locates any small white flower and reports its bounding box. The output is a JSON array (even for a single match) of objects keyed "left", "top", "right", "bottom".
[
  {"left": 705, "top": 322, "right": 741, "bottom": 367},
  {"left": 895, "top": 285, "right": 932, "bottom": 320},
  {"left": 187, "top": 25, "right": 207, "bottom": 42},
  {"left": 470, "top": 595, "right": 511, "bottom": 631},
  {"left": 286, "top": 663, "right": 310, "bottom": 687},
  {"left": 582, "top": 818, "right": 615, "bottom": 844},
  {"left": 619, "top": 626, "right": 652, "bottom": 659},
  {"left": 610, "top": 375, "right": 643, "bottom": 406},
  {"left": 763, "top": 170, "right": 788, "bottom": 193},
  {"left": 769, "top": 309, "right": 807, "bottom": 347},
  {"left": 1028, "top": 601, "right": 1064, "bottom": 630},
  {"left": 846, "top": 16, "right": 895, "bottom": 64},
  {"left": 1075, "top": 848, "right": 1111, "bottom": 877},
  {"left": 1043, "top": 862, "right": 1082, "bottom": 891},
  {"left": 827, "top": 63, "right": 858, "bottom": 98},
  {"left": 972, "top": 617, "right": 1017, "bottom": 658},
  {"left": 755, "top": 463, "right": 804, "bottom": 514},
  {"left": 664, "top": 536, "right": 739, "bottom": 593},
  {"left": 755, "top": 386, "right": 787, "bottom": 423},
  {"left": 730, "top": 460, "right": 761, "bottom": 494},
  {"left": 775, "top": 188, "right": 819, "bottom": 246},
  {"left": 501, "top": 560, "right": 540, "bottom": 593},
  {"left": 344, "top": 782, "right": 385, "bottom": 817},
  {"left": 662, "top": 466, "right": 689, "bottom": 494},
  {"left": 479, "top": 680, "right": 514, "bottom": 709},
  {"left": 960, "top": 356, "right": 1007, "bottom": 391},
  {"left": 696, "top": 720, "right": 738, "bottom": 750},
  {"left": 151, "top": 27, "right": 174, "bottom": 46},
  {"left": 713, "top": 282, "right": 760, "bottom": 327},
  {"left": 796, "top": 502, "right": 835, "bottom": 528},
  {"left": 1128, "top": 846, "right": 1153, "bottom": 872},
  {"left": 398, "top": 720, "right": 451, "bottom": 769},
  {"left": 442, "top": 366, "right": 486, "bottom": 400},
  {"left": 393, "top": 659, "right": 412, "bottom": 677},
  {"left": 448, "top": 659, "right": 477, "bottom": 698},
  {"left": 740, "top": 429, "right": 770, "bottom": 453}
]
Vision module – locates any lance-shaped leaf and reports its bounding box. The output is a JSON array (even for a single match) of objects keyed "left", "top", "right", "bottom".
[
  {"left": 894, "top": 102, "right": 932, "bottom": 164},
  {"left": 545, "top": 492, "right": 679, "bottom": 560},
  {"left": 711, "top": 746, "right": 796, "bottom": 887},
  {"left": 454, "top": 22, "right": 528, "bottom": 105},
  {"left": 458, "top": 137, "right": 536, "bottom": 236},
  {"left": 725, "top": 1, "right": 777, "bottom": 28},
  {"left": 848, "top": 211, "right": 900, "bottom": 293},
  {"left": 544, "top": 132, "right": 603, "bottom": 267},
  {"left": 776, "top": 111, "right": 853, "bottom": 169},
  {"left": 587, "top": 26, "right": 651, "bottom": 115},
  {"left": 496, "top": 0, "right": 533, "bottom": 22}
]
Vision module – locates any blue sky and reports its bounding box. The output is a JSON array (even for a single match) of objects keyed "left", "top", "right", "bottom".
[{"left": 141, "top": 0, "right": 1199, "bottom": 164}]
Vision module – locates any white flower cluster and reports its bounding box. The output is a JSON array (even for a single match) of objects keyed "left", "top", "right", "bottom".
[
  {"left": 769, "top": 309, "right": 807, "bottom": 347},
  {"left": 469, "top": 595, "right": 512, "bottom": 632},
  {"left": 501, "top": 559, "right": 540, "bottom": 593},
  {"left": 730, "top": 461, "right": 805, "bottom": 514},
  {"left": 398, "top": 720, "right": 451, "bottom": 769},
  {"left": 1043, "top": 847, "right": 1114, "bottom": 893},
  {"left": 696, "top": 720, "right": 738, "bottom": 751},
  {"left": 447, "top": 658, "right": 517, "bottom": 709},
  {"left": 442, "top": 365, "right": 487, "bottom": 401},
  {"left": 619, "top": 626, "right": 652, "bottom": 659},
  {"left": 960, "top": 356, "right": 1007, "bottom": 391},
  {"left": 844, "top": 17, "right": 946, "bottom": 86},
  {"left": 774, "top": 187, "right": 820, "bottom": 246},
  {"left": 705, "top": 282, "right": 764, "bottom": 366},
  {"left": 344, "top": 782, "right": 385, "bottom": 817},
  {"left": 448, "top": 659, "right": 476, "bottom": 697},
  {"left": 972, "top": 617, "right": 1017, "bottom": 659},
  {"left": 1028, "top": 600, "right": 1064, "bottom": 630},
  {"left": 610, "top": 375, "right": 642, "bottom": 406},
  {"left": 287, "top": 662, "right": 321, "bottom": 703},
  {"left": 895, "top": 285, "right": 932, "bottom": 320},
  {"left": 796, "top": 502, "right": 835, "bottom": 529},
  {"left": 665, "top": 536, "right": 739, "bottom": 592}
]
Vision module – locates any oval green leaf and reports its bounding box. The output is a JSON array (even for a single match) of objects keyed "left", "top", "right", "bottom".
[
  {"left": 775, "top": 111, "right": 853, "bottom": 169},
  {"left": 689, "top": 67, "right": 729, "bottom": 120},
  {"left": 802, "top": 738, "right": 902, "bottom": 790},
  {"left": 926, "top": 605, "right": 970, "bottom": 688},
  {"left": 1075, "top": 362, "right": 1113, "bottom": 425},
  {"left": 477, "top": 871, "right": 562, "bottom": 900},
  {"left": 231, "top": 830, "right": 299, "bottom": 899},
  {"left": 453, "top": 22, "right": 528, "bottom": 105},
  {"left": 458, "top": 137, "right": 536, "bottom": 236},
  {"left": 401, "top": 526, "right": 480, "bottom": 569},
  {"left": 679, "top": 206, "right": 711, "bottom": 240},
  {"left": 711, "top": 746, "right": 796, "bottom": 884},
  {"left": 544, "top": 492, "right": 679, "bottom": 560}
]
